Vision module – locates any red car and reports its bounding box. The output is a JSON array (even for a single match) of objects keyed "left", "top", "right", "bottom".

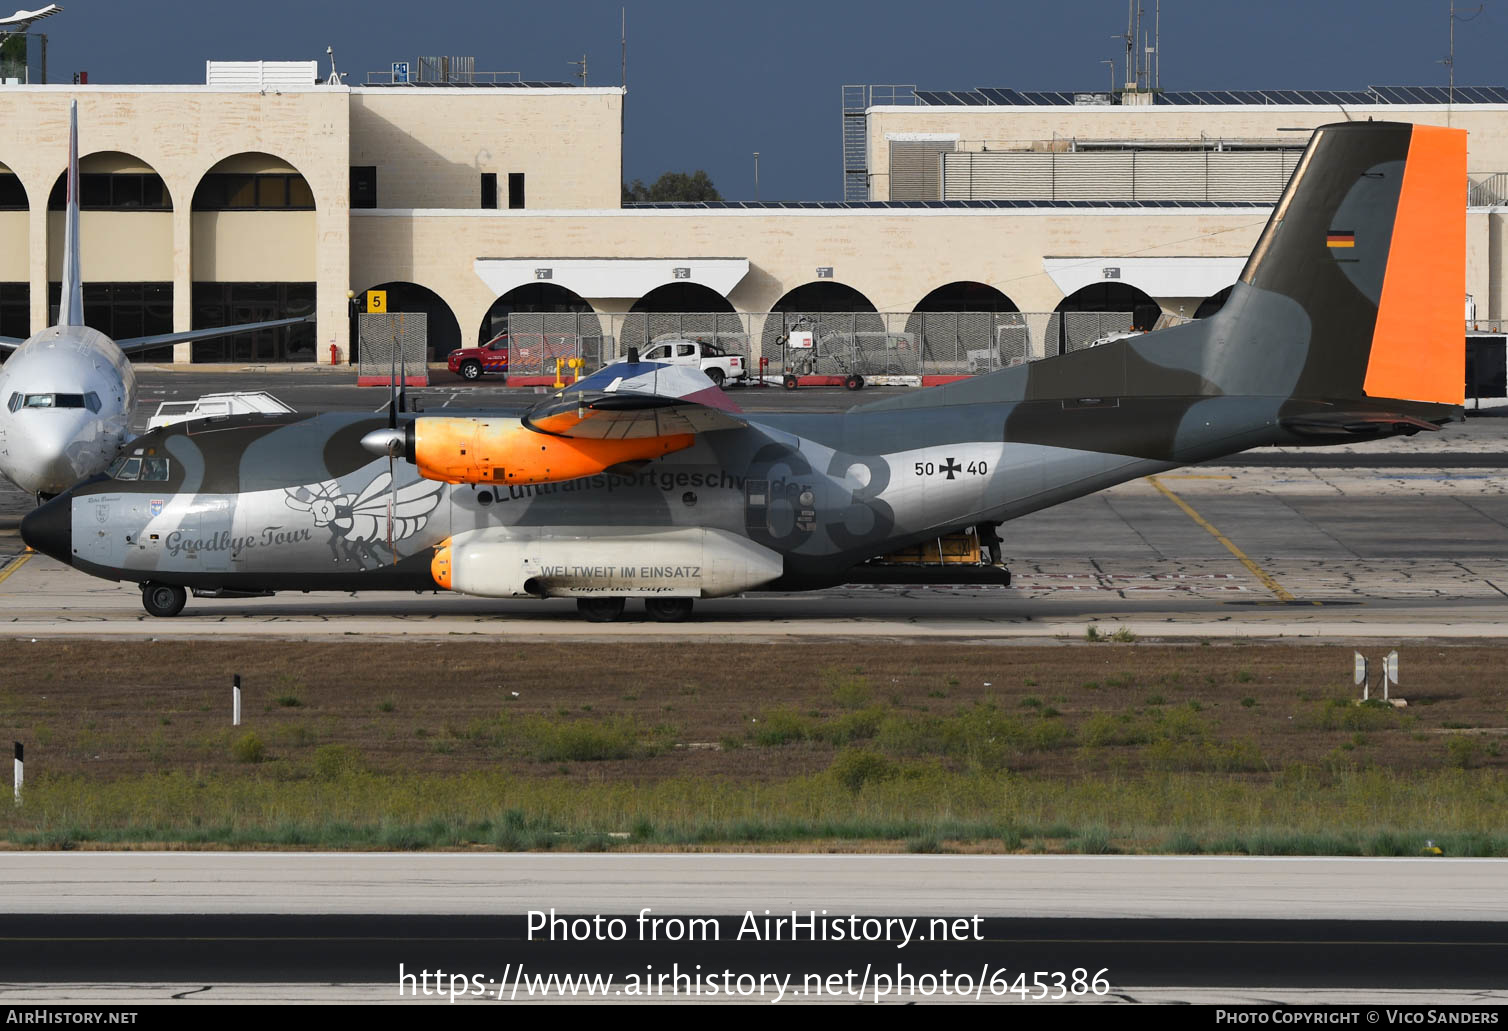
[{"left": 448, "top": 333, "right": 510, "bottom": 381}]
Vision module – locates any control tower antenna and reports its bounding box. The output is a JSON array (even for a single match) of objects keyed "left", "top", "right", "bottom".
[{"left": 568, "top": 53, "right": 587, "bottom": 87}]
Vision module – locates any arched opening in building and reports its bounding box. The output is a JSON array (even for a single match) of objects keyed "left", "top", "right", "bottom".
[
  {"left": 1194, "top": 285, "right": 1235, "bottom": 320},
  {"left": 763, "top": 281, "right": 891, "bottom": 374},
  {"left": 47, "top": 152, "right": 175, "bottom": 359},
  {"left": 912, "top": 281, "right": 1019, "bottom": 314},
  {"left": 624, "top": 282, "right": 741, "bottom": 358},
  {"left": 189, "top": 152, "right": 316, "bottom": 362},
  {"left": 905, "top": 281, "right": 1025, "bottom": 373},
  {"left": 353, "top": 282, "right": 461, "bottom": 362},
  {"left": 0, "top": 161, "right": 27, "bottom": 341},
  {"left": 477, "top": 283, "right": 604, "bottom": 376},
  {"left": 1052, "top": 282, "right": 1162, "bottom": 354}
]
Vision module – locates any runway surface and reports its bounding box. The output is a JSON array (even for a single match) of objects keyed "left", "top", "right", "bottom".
[
  {"left": 4, "top": 853, "right": 1504, "bottom": 920},
  {"left": 2, "top": 855, "right": 1505, "bottom": 1001},
  {"left": 2, "top": 372, "right": 1506, "bottom": 638}
]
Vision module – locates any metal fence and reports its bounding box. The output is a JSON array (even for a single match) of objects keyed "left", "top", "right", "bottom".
[
  {"left": 357, "top": 313, "right": 429, "bottom": 385},
  {"left": 477, "top": 310, "right": 1188, "bottom": 379}
]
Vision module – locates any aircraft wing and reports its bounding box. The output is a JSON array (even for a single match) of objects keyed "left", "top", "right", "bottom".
[
  {"left": 362, "top": 359, "right": 750, "bottom": 486},
  {"left": 114, "top": 315, "right": 313, "bottom": 355},
  {"left": 524, "top": 391, "right": 748, "bottom": 439},
  {"left": 0, "top": 5, "right": 61, "bottom": 28}
]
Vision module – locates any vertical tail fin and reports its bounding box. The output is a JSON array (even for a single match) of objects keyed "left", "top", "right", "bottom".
[
  {"left": 58, "top": 100, "right": 82, "bottom": 328},
  {"left": 1234, "top": 120, "right": 1465, "bottom": 407}
]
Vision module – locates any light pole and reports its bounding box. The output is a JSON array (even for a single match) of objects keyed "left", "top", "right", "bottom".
[{"left": 753, "top": 152, "right": 760, "bottom": 201}]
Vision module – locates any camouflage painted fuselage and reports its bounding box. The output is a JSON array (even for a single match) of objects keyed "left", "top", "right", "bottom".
[{"left": 47, "top": 394, "right": 1209, "bottom": 595}]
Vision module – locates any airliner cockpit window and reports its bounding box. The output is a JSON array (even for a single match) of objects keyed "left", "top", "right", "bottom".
[
  {"left": 84, "top": 392, "right": 101, "bottom": 414},
  {"left": 6, "top": 393, "right": 18, "bottom": 413},
  {"left": 107, "top": 456, "right": 142, "bottom": 481},
  {"left": 21, "top": 394, "right": 88, "bottom": 409},
  {"left": 141, "top": 457, "right": 170, "bottom": 481}
]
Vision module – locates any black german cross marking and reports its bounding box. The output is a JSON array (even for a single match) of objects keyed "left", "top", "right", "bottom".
[{"left": 941, "top": 458, "right": 962, "bottom": 480}]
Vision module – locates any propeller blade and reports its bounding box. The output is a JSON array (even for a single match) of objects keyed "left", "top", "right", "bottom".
[
  {"left": 387, "top": 341, "right": 398, "bottom": 430},
  {"left": 398, "top": 344, "right": 409, "bottom": 414}
]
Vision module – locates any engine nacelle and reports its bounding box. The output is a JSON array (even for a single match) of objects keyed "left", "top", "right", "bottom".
[
  {"left": 406, "top": 417, "right": 693, "bottom": 486},
  {"left": 431, "top": 526, "right": 783, "bottom": 599}
]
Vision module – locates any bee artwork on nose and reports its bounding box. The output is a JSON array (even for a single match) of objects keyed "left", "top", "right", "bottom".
[{"left": 283, "top": 471, "right": 444, "bottom": 570}]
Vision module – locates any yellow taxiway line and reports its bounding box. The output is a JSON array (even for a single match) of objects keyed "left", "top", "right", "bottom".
[
  {"left": 1146, "top": 475, "right": 1298, "bottom": 603},
  {"left": 0, "top": 550, "right": 33, "bottom": 589}
]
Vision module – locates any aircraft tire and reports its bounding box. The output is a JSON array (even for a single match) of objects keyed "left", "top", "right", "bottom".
[
  {"left": 459, "top": 360, "right": 483, "bottom": 381},
  {"left": 141, "top": 582, "right": 187, "bottom": 618},
  {"left": 577, "top": 597, "right": 626, "bottom": 622},
  {"left": 645, "top": 597, "right": 694, "bottom": 623}
]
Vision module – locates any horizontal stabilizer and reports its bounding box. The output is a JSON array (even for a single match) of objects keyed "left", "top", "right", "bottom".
[{"left": 1279, "top": 409, "right": 1443, "bottom": 439}]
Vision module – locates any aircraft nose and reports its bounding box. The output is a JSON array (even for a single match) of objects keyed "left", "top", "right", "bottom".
[{"left": 20, "top": 492, "right": 72, "bottom": 563}]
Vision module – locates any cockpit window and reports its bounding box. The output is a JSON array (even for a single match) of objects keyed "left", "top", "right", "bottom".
[
  {"left": 107, "top": 456, "right": 143, "bottom": 481},
  {"left": 6, "top": 393, "right": 17, "bottom": 413},
  {"left": 20, "top": 394, "right": 88, "bottom": 409},
  {"left": 84, "top": 392, "right": 101, "bottom": 414},
  {"left": 107, "top": 454, "right": 171, "bottom": 482}
]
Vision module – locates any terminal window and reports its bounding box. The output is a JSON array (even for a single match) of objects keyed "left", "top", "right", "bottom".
[
  {"left": 481, "top": 173, "right": 498, "bottom": 209},
  {"left": 192, "top": 174, "right": 315, "bottom": 210},
  {"left": 191, "top": 282, "right": 316, "bottom": 363},
  {"left": 0, "top": 173, "right": 24, "bottom": 209},
  {"left": 508, "top": 172, "right": 525, "bottom": 209},
  {"left": 351, "top": 166, "right": 377, "bottom": 209},
  {"left": 45, "top": 282, "right": 173, "bottom": 361},
  {"left": 47, "top": 173, "right": 170, "bottom": 211}
]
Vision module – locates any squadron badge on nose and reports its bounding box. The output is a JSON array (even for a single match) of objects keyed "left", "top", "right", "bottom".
[{"left": 149, "top": 499, "right": 164, "bottom": 518}]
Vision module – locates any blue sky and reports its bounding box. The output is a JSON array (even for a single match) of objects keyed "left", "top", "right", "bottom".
[{"left": 34, "top": 1, "right": 1507, "bottom": 201}]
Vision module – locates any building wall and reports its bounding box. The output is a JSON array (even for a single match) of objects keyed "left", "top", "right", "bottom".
[
  {"left": 349, "top": 88, "right": 623, "bottom": 210},
  {"left": 0, "top": 211, "right": 25, "bottom": 281},
  {"left": 191, "top": 211, "right": 316, "bottom": 281},
  {"left": 865, "top": 105, "right": 1508, "bottom": 199},
  {"left": 351, "top": 207, "right": 1274, "bottom": 353},
  {"left": 0, "top": 86, "right": 350, "bottom": 359}
]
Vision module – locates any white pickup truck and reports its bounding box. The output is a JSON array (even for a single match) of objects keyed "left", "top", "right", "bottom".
[{"left": 614, "top": 339, "right": 748, "bottom": 387}]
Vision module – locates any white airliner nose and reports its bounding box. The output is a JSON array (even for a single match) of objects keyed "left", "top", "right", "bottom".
[{"left": 9, "top": 411, "right": 98, "bottom": 496}]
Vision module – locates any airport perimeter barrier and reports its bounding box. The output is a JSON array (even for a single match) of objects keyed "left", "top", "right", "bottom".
[
  {"left": 474, "top": 310, "right": 1191, "bottom": 381},
  {"left": 358, "top": 313, "right": 430, "bottom": 386}
]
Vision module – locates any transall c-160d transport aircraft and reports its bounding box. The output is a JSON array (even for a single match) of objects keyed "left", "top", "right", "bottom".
[{"left": 21, "top": 120, "right": 1466, "bottom": 621}]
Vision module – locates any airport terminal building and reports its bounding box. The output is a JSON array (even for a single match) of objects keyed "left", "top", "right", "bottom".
[{"left": 2, "top": 65, "right": 1507, "bottom": 386}]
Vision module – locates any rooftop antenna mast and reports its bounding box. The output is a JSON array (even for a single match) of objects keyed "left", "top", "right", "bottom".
[
  {"left": 1446, "top": 1, "right": 1485, "bottom": 124},
  {"left": 325, "top": 45, "right": 341, "bottom": 85},
  {"left": 621, "top": 7, "right": 626, "bottom": 90},
  {"left": 569, "top": 53, "right": 587, "bottom": 86}
]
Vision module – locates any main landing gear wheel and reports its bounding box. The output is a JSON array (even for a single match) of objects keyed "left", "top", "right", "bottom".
[
  {"left": 645, "top": 597, "right": 694, "bottom": 623},
  {"left": 141, "top": 582, "right": 187, "bottom": 618},
  {"left": 782, "top": 374, "right": 799, "bottom": 391},
  {"left": 844, "top": 374, "right": 864, "bottom": 391},
  {"left": 459, "top": 360, "right": 482, "bottom": 381},
  {"left": 577, "top": 597, "right": 626, "bottom": 622}
]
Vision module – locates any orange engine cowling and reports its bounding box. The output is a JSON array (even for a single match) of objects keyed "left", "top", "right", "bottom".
[{"left": 409, "top": 417, "right": 694, "bottom": 486}]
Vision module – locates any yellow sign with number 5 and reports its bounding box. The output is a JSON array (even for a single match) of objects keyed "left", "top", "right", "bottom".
[{"left": 367, "top": 289, "right": 387, "bottom": 314}]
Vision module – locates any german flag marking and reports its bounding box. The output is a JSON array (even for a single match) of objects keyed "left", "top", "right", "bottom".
[{"left": 1327, "top": 230, "right": 1356, "bottom": 248}]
